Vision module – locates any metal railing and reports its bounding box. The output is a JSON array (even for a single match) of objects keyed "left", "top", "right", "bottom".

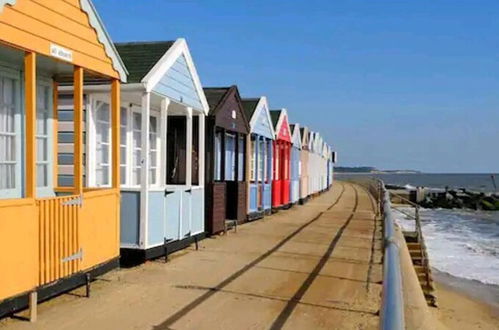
[
  {"left": 390, "top": 192, "right": 432, "bottom": 292},
  {"left": 379, "top": 181, "right": 405, "bottom": 330}
]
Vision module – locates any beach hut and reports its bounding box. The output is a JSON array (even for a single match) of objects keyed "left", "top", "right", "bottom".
[
  {"left": 299, "top": 127, "right": 310, "bottom": 204},
  {"left": 270, "top": 109, "right": 292, "bottom": 210},
  {"left": 0, "top": 0, "right": 126, "bottom": 319},
  {"left": 289, "top": 124, "right": 302, "bottom": 205},
  {"left": 58, "top": 39, "right": 209, "bottom": 262},
  {"left": 204, "top": 86, "right": 250, "bottom": 234},
  {"left": 242, "top": 97, "right": 275, "bottom": 220},
  {"left": 308, "top": 131, "right": 320, "bottom": 196}
]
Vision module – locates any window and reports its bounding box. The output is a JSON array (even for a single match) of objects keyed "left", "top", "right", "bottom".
[
  {"left": 149, "top": 114, "right": 159, "bottom": 185},
  {"left": 225, "top": 133, "right": 236, "bottom": 181},
  {"left": 36, "top": 84, "right": 50, "bottom": 187},
  {"left": 94, "top": 100, "right": 110, "bottom": 186},
  {"left": 0, "top": 74, "right": 18, "bottom": 195},
  {"left": 237, "top": 135, "right": 244, "bottom": 181},
  {"left": 192, "top": 116, "right": 199, "bottom": 185},
  {"left": 120, "top": 106, "right": 128, "bottom": 185},
  {"left": 250, "top": 136, "right": 256, "bottom": 182},
  {"left": 166, "top": 116, "right": 186, "bottom": 185},
  {"left": 214, "top": 131, "right": 222, "bottom": 181},
  {"left": 132, "top": 111, "right": 142, "bottom": 185},
  {"left": 263, "top": 139, "right": 268, "bottom": 183},
  {"left": 274, "top": 143, "right": 279, "bottom": 181},
  {"left": 258, "top": 140, "right": 265, "bottom": 182}
]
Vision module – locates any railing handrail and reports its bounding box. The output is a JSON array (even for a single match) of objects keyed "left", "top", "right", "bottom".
[{"left": 379, "top": 180, "right": 405, "bottom": 330}]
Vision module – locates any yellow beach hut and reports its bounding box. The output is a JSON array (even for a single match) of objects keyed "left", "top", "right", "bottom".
[{"left": 0, "top": 0, "right": 127, "bottom": 320}]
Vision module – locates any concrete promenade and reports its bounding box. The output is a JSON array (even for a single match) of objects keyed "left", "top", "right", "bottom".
[{"left": 0, "top": 182, "right": 383, "bottom": 330}]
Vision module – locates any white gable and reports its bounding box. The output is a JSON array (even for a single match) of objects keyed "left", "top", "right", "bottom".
[{"left": 143, "top": 38, "right": 209, "bottom": 114}]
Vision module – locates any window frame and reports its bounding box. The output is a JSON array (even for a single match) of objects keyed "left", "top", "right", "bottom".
[
  {"left": 35, "top": 77, "right": 54, "bottom": 196},
  {"left": 0, "top": 66, "right": 22, "bottom": 199}
]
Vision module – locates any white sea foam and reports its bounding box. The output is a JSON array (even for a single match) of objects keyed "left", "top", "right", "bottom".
[{"left": 394, "top": 207, "right": 499, "bottom": 285}]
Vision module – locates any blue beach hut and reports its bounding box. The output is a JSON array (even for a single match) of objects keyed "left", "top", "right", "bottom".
[
  {"left": 242, "top": 97, "right": 275, "bottom": 220},
  {"left": 58, "top": 39, "right": 210, "bottom": 263}
]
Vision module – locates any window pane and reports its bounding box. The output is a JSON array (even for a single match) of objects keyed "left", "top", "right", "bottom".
[
  {"left": 214, "top": 132, "right": 221, "bottom": 180},
  {"left": 0, "top": 76, "right": 17, "bottom": 191},
  {"left": 120, "top": 166, "right": 126, "bottom": 185},
  {"left": 132, "top": 168, "right": 141, "bottom": 185},
  {"left": 95, "top": 101, "right": 111, "bottom": 186},
  {"left": 36, "top": 164, "right": 47, "bottom": 187}
]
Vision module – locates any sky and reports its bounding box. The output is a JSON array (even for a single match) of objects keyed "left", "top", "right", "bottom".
[{"left": 94, "top": 0, "right": 499, "bottom": 173}]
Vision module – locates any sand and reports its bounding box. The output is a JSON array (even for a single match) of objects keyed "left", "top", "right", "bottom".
[
  {"left": 432, "top": 275, "right": 499, "bottom": 330},
  {"left": 0, "top": 183, "right": 383, "bottom": 330}
]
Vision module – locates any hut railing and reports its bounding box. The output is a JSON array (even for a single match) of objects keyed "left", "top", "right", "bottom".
[{"left": 36, "top": 194, "right": 82, "bottom": 286}]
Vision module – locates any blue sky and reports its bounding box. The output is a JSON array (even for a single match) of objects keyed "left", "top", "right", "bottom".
[{"left": 94, "top": 0, "right": 499, "bottom": 173}]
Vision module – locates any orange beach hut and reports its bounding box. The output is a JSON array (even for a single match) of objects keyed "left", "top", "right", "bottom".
[{"left": 0, "top": 0, "right": 127, "bottom": 319}]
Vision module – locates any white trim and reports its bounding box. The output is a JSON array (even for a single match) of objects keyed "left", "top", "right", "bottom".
[
  {"left": 139, "top": 92, "right": 150, "bottom": 249},
  {"left": 79, "top": 0, "right": 128, "bottom": 82},
  {"left": 120, "top": 243, "right": 141, "bottom": 249},
  {"left": 160, "top": 98, "right": 170, "bottom": 186},
  {"left": 198, "top": 112, "right": 205, "bottom": 187},
  {"left": 248, "top": 96, "right": 275, "bottom": 139},
  {"left": 185, "top": 107, "right": 193, "bottom": 187},
  {"left": 141, "top": 39, "right": 209, "bottom": 114},
  {"left": 275, "top": 108, "right": 291, "bottom": 141},
  {"left": 291, "top": 123, "right": 302, "bottom": 149}
]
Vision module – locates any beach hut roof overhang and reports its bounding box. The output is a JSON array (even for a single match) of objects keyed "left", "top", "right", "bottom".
[
  {"left": 242, "top": 96, "right": 275, "bottom": 140},
  {"left": 290, "top": 123, "right": 302, "bottom": 150},
  {"left": 0, "top": 0, "right": 127, "bottom": 82},
  {"left": 300, "top": 126, "right": 309, "bottom": 150},
  {"left": 270, "top": 108, "right": 292, "bottom": 143},
  {"left": 66, "top": 39, "right": 209, "bottom": 115},
  {"left": 203, "top": 85, "right": 250, "bottom": 134}
]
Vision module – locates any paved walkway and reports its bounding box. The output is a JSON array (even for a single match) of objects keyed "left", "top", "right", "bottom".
[{"left": 0, "top": 182, "right": 383, "bottom": 330}]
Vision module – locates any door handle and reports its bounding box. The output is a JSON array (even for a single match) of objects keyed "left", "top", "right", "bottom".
[
  {"left": 164, "top": 189, "right": 174, "bottom": 196},
  {"left": 185, "top": 189, "right": 192, "bottom": 194}
]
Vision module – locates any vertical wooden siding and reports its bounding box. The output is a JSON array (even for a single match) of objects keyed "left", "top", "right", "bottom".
[{"left": 37, "top": 195, "right": 80, "bottom": 286}]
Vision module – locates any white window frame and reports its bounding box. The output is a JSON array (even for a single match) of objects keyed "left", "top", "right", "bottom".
[
  {"left": 0, "top": 66, "right": 21, "bottom": 199},
  {"left": 250, "top": 136, "right": 256, "bottom": 182},
  {"left": 35, "top": 78, "right": 54, "bottom": 197},
  {"left": 148, "top": 111, "right": 161, "bottom": 186}
]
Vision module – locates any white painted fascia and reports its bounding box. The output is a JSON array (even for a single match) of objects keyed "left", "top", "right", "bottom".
[
  {"left": 58, "top": 82, "right": 145, "bottom": 94},
  {"left": 141, "top": 38, "right": 209, "bottom": 115},
  {"left": 81, "top": 0, "right": 128, "bottom": 82},
  {"left": 275, "top": 108, "right": 291, "bottom": 140},
  {"left": 291, "top": 123, "right": 302, "bottom": 149},
  {"left": 249, "top": 96, "right": 276, "bottom": 139}
]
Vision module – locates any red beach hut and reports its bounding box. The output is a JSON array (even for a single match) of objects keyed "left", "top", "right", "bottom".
[{"left": 270, "top": 109, "right": 292, "bottom": 210}]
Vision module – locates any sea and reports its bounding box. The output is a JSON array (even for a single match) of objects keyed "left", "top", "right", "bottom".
[{"left": 336, "top": 173, "right": 499, "bottom": 287}]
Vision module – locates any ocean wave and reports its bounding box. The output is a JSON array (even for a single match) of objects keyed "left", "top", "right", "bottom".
[{"left": 394, "top": 207, "right": 499, "bottom": 285}]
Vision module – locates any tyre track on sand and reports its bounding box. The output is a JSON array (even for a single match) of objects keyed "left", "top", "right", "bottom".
[
  {"left": 269, "top": 184, "right": 360, "bottom": 330},
  {"left": 153, "top": 183, "right": 347, "bottom": 330}
]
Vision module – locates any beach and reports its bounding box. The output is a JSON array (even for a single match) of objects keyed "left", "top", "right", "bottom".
[{"left": 433, "top": 272, "right": 499, "bottom": 329}]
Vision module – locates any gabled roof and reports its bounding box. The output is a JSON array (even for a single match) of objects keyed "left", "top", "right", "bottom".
[
  {"left": 114, "top": 38, "right": 208, "bottom": 113},
  {"left": 242, "top": 96, "right": 275, "bottom": 139},
  {"left": 114, "top": 41, "right": 174, "bottom": 83},
  {"left": 203, "top": 87, "right": 231, "bottom": 114},
  {"left": 241, "top": 98, "right": 260, "bottom": 120},
  {"left": 270, "top": 110, "right": 282, "bottom": 128},
  {"left": 0, "top": 0, "right": 128, "bottom": 81},
  {"left": 290, "top": 124, "right": 302, "bottom": 149},
  {"left": 270, "top": 108, "right": 291, "bottom": 142},
  {"left": 82, "top": 0, "right": 128, "bottom": 81},
  {"left": 202, "top": 85, "right": 250, "bottom": 132}
]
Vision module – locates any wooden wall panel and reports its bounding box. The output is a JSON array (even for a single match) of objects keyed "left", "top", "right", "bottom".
[{"left": 0, "top": 0, "right": 118, "bottom": 79}]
